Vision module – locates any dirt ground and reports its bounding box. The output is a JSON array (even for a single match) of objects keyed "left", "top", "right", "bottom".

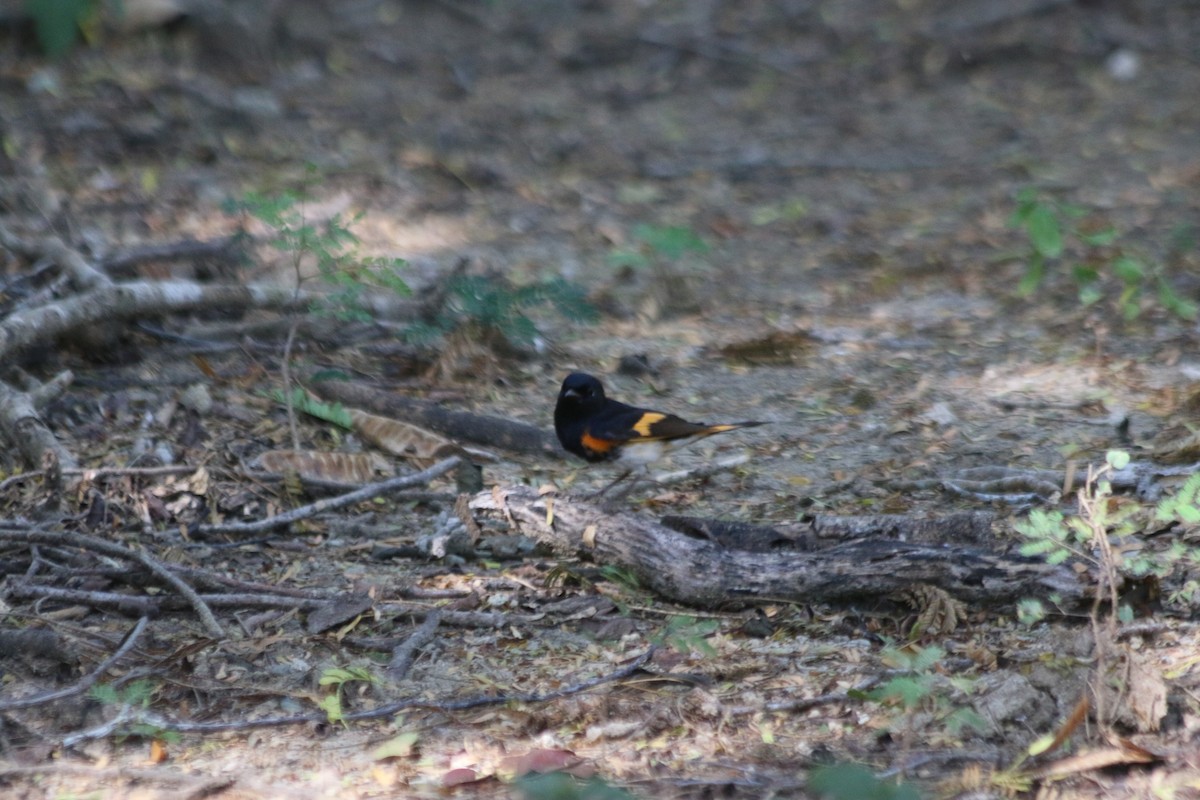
[{"left": 2, "top": 1, "right": 1200, "bottom": 798}]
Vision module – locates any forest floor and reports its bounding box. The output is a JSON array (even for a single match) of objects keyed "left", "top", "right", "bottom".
[{"left": 1, "top": 1, "right": 1199, "bottom": 798}]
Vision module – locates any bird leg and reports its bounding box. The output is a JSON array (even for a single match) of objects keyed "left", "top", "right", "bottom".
[{"left": 591, "top": 469, "right": 634, "bottom": 498}]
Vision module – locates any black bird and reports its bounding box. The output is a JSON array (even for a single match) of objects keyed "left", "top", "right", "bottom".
[{"left": 554, "top": 372, "right": 764, "bottom": 492}]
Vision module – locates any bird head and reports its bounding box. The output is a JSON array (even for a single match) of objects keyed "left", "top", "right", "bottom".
[{"left": 557, "top": 372, "right": 605, "bottom": 409}]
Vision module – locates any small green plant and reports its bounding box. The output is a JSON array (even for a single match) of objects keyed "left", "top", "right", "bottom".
[
  {"left": 1016, "top": 451, "right": 1137, "bottom": 622},
  {"left": 1009, "top": 189, "right": 1196, "bottom": 320},
  {"left": 807, "top": 762, "right": 921, "bottom": 800},
  {"left": 607, "top": 223, "right": 711, "bottom": 315},
  {"left": 229, "top": 186, "right": 408, "bottom": 445},
  {"left": 1015, "top": 451, "right": 1200, "bottom": 619},
  {"left": 1150, "top": 472, "right": 1200, "bottom": 607},
  {"left": 90, "top": 680, "right": 180, "bottom": 743},
  {"left": 318, "top": 665, "right": 379, "bottom": 724},
  {"left": 860, "top": 644, "right": 985, "bottom": 742},
  {"left": 516, "top": 772, "right": 638, "bottom": 800},
  {"left": 267, "top": 388, "right": 353, "bottom": 429},
  {"left": 26, "top": 0, "right": 99, "bottom": 58},
  {"left": 652, "top": 615, "right": 720, "bottom": 658},
  {"left": 229, "top": 189, "right": 410, "bottom": 322},
  {"left": 607, "top": 223, "right": 709, "bottom": 271},
  {"left": 597, "top": 564, "right": 641, "bottom": 592},
  {"left": 408, "top": 274, "right": 595, "bottom": 351}
]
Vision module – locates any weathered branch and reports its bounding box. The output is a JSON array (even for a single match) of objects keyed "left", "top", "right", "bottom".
[
  {"left": 387, "top": 609, "right": 442, "bottom": 681},
  {"left": 470, "top": 487, "right": 1086, "bottom": 608},
  {"left": 0, "top": 279, "right": 305, "bottom": 365},
  {"left": 0, "top": 380, "right": 78, "bottom": 470}
]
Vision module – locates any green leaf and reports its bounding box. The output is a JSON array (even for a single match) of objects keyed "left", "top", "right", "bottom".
[
  {"left": 318, "top": 694, "right": 343, "bottom": 723},
  {"left": 1106, "top": 450, "right": 1131, "bottom": 470},
  {"left": 26, "top": 0, "right": 94, "bottom": 58},
  {"left": 607, "top": 249, "right": 649, "bottom": 269},
  {"left": 517, "top": 773, "right": 639, "bottom": 800},
  {"left": 944, "top": 707, "right": 988, "bottom": 736},
  {"left": 909, "top": 644, "right": 945, "bottom": 672},
  {"left": 869, "top": 676, "right": 928, "bottom": 709},
  {"left": 371, "top": 731, "right": 420, "bottom": 760},
  {"left": 319, "top": 668, "right": 357, "bottom": 686},
  {"left": 1178, "top": 505, "right": 1200, "bottom": 524},
  {"left": 1027, "top": 733, "right": 1056, "bottom": 756},
  {"left": 1009, "top": 188, "right": 1040, "bottom": 226},
  {"left": 1026, "top": 206, "right": 1063, "bottom": 258},
  {"left": 90, "top": 683, "right": 119, "bottom": 704},
  {"left": 1158, "top": 277, "right": 1198, "bottom": 321},
  {"left": 633, "top": 224, "right": 709, "bottom": 259},
  {"left": 809, "top": 763, "right": 920, "bottom": 800},
  {"left": 1118, "top": 284, "right": 1141, "bottom": 320},
  {"left": 1078, "top": 284, "right": 1103, "bottom": 306},
  {"left": 1078, "top": 227, "right": 1118, "bottom": 246},
  {"left": 1016, "top": 598, "right": 1046, "bottom": 625},
  {"left": 1112, "top": 255, "right": 1144, "bottom": 284},
  {"left": 1017, "top": 255, "right": 1045, "bottom": 296},
  {"left": 1071, "top": 264, "right": 1099, "bottom": 285}
]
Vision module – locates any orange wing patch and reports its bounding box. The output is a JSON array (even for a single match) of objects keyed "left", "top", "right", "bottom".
[
  {"left": 580, "top": 431, "right": 618, "bottom": 456},
  {"left": 632, "top": 413, "right": 667, "bottom": 437}
]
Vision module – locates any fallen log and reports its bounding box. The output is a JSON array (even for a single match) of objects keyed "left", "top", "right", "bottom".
[{"left": 470, "top": 486, "right": 1087, "bottom": 609}]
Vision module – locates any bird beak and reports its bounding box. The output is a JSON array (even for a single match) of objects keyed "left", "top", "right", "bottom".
[{"left": 562, "top": 388, "right": 582, "bottom": 400}]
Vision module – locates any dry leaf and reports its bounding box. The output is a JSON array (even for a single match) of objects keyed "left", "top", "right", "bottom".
[
  {"left": 305, "top": 595, "right": 374, "bottom": 634},
  {"left": 900, "top": 584, "right": 966, "bottom": 635},
  {"left": 497, "top": 748, "right": 585, "bottom": 779},
  {"left": 149, "top": 467, "right": 210, "bottom": 498},
  {"left": 1034, "top": 693, "right": 1089, "bottom": 757},
  {"left": 349, "top": 409, "right": 461, "bottom": 465},
  {"left": 1122, "top": 649, "right": 1168, "bottom": 732},
  {"left": 442, "top": 768, "right": 481, "bottom": 787},
  {"left": 148, "top": 739, "right": 168, "bottom": 764},
  {"left": 255, "top": 450, "right": 387, "bottom": 484},
  {"left": 1035, "top": 743, "right": 1158, "bottom": 779}
]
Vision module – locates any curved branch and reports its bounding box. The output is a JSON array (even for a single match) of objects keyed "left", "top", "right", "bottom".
[
  {"left": 0, "top": 527, "right": 224, "bottom": 638},
  {"left": 193, "top": 456, "right": 462, "bottom": 537},
  {"left": 0, "top": 617, "right": 149, "bottom": 712}
]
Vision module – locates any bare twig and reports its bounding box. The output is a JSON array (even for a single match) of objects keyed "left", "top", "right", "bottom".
[
  {"left": 0, "top": 617, "right": 149, "bottom": 711},
  {"left": 0, "top": 528, "right": 224, "bottom": 638},
  {"left": 387, "top": 609, "right": 442, "bottom": 681},
  {"left": 193, "top": 456, "right": 462, "bottom": 537},
  {"left": 727, "top": 676, "right": 882, "bottom": 716},
  {"left": 651, "top": 453, "right": 751, "bottom": 487},
  {"left": 0, "top": 762, "right": 234, "bottom": 795},
  {"left": 6, "top": 579, "right": 359, "bottom": 616},
  {"left": 281, "top": 320, "right": 301, "bottom": 450},
  {"left": 0, "top": 464, "right": 217, "bottom": 494},
  {"left": 59, "top": 647, "right": 656, "bottom": 738}
]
